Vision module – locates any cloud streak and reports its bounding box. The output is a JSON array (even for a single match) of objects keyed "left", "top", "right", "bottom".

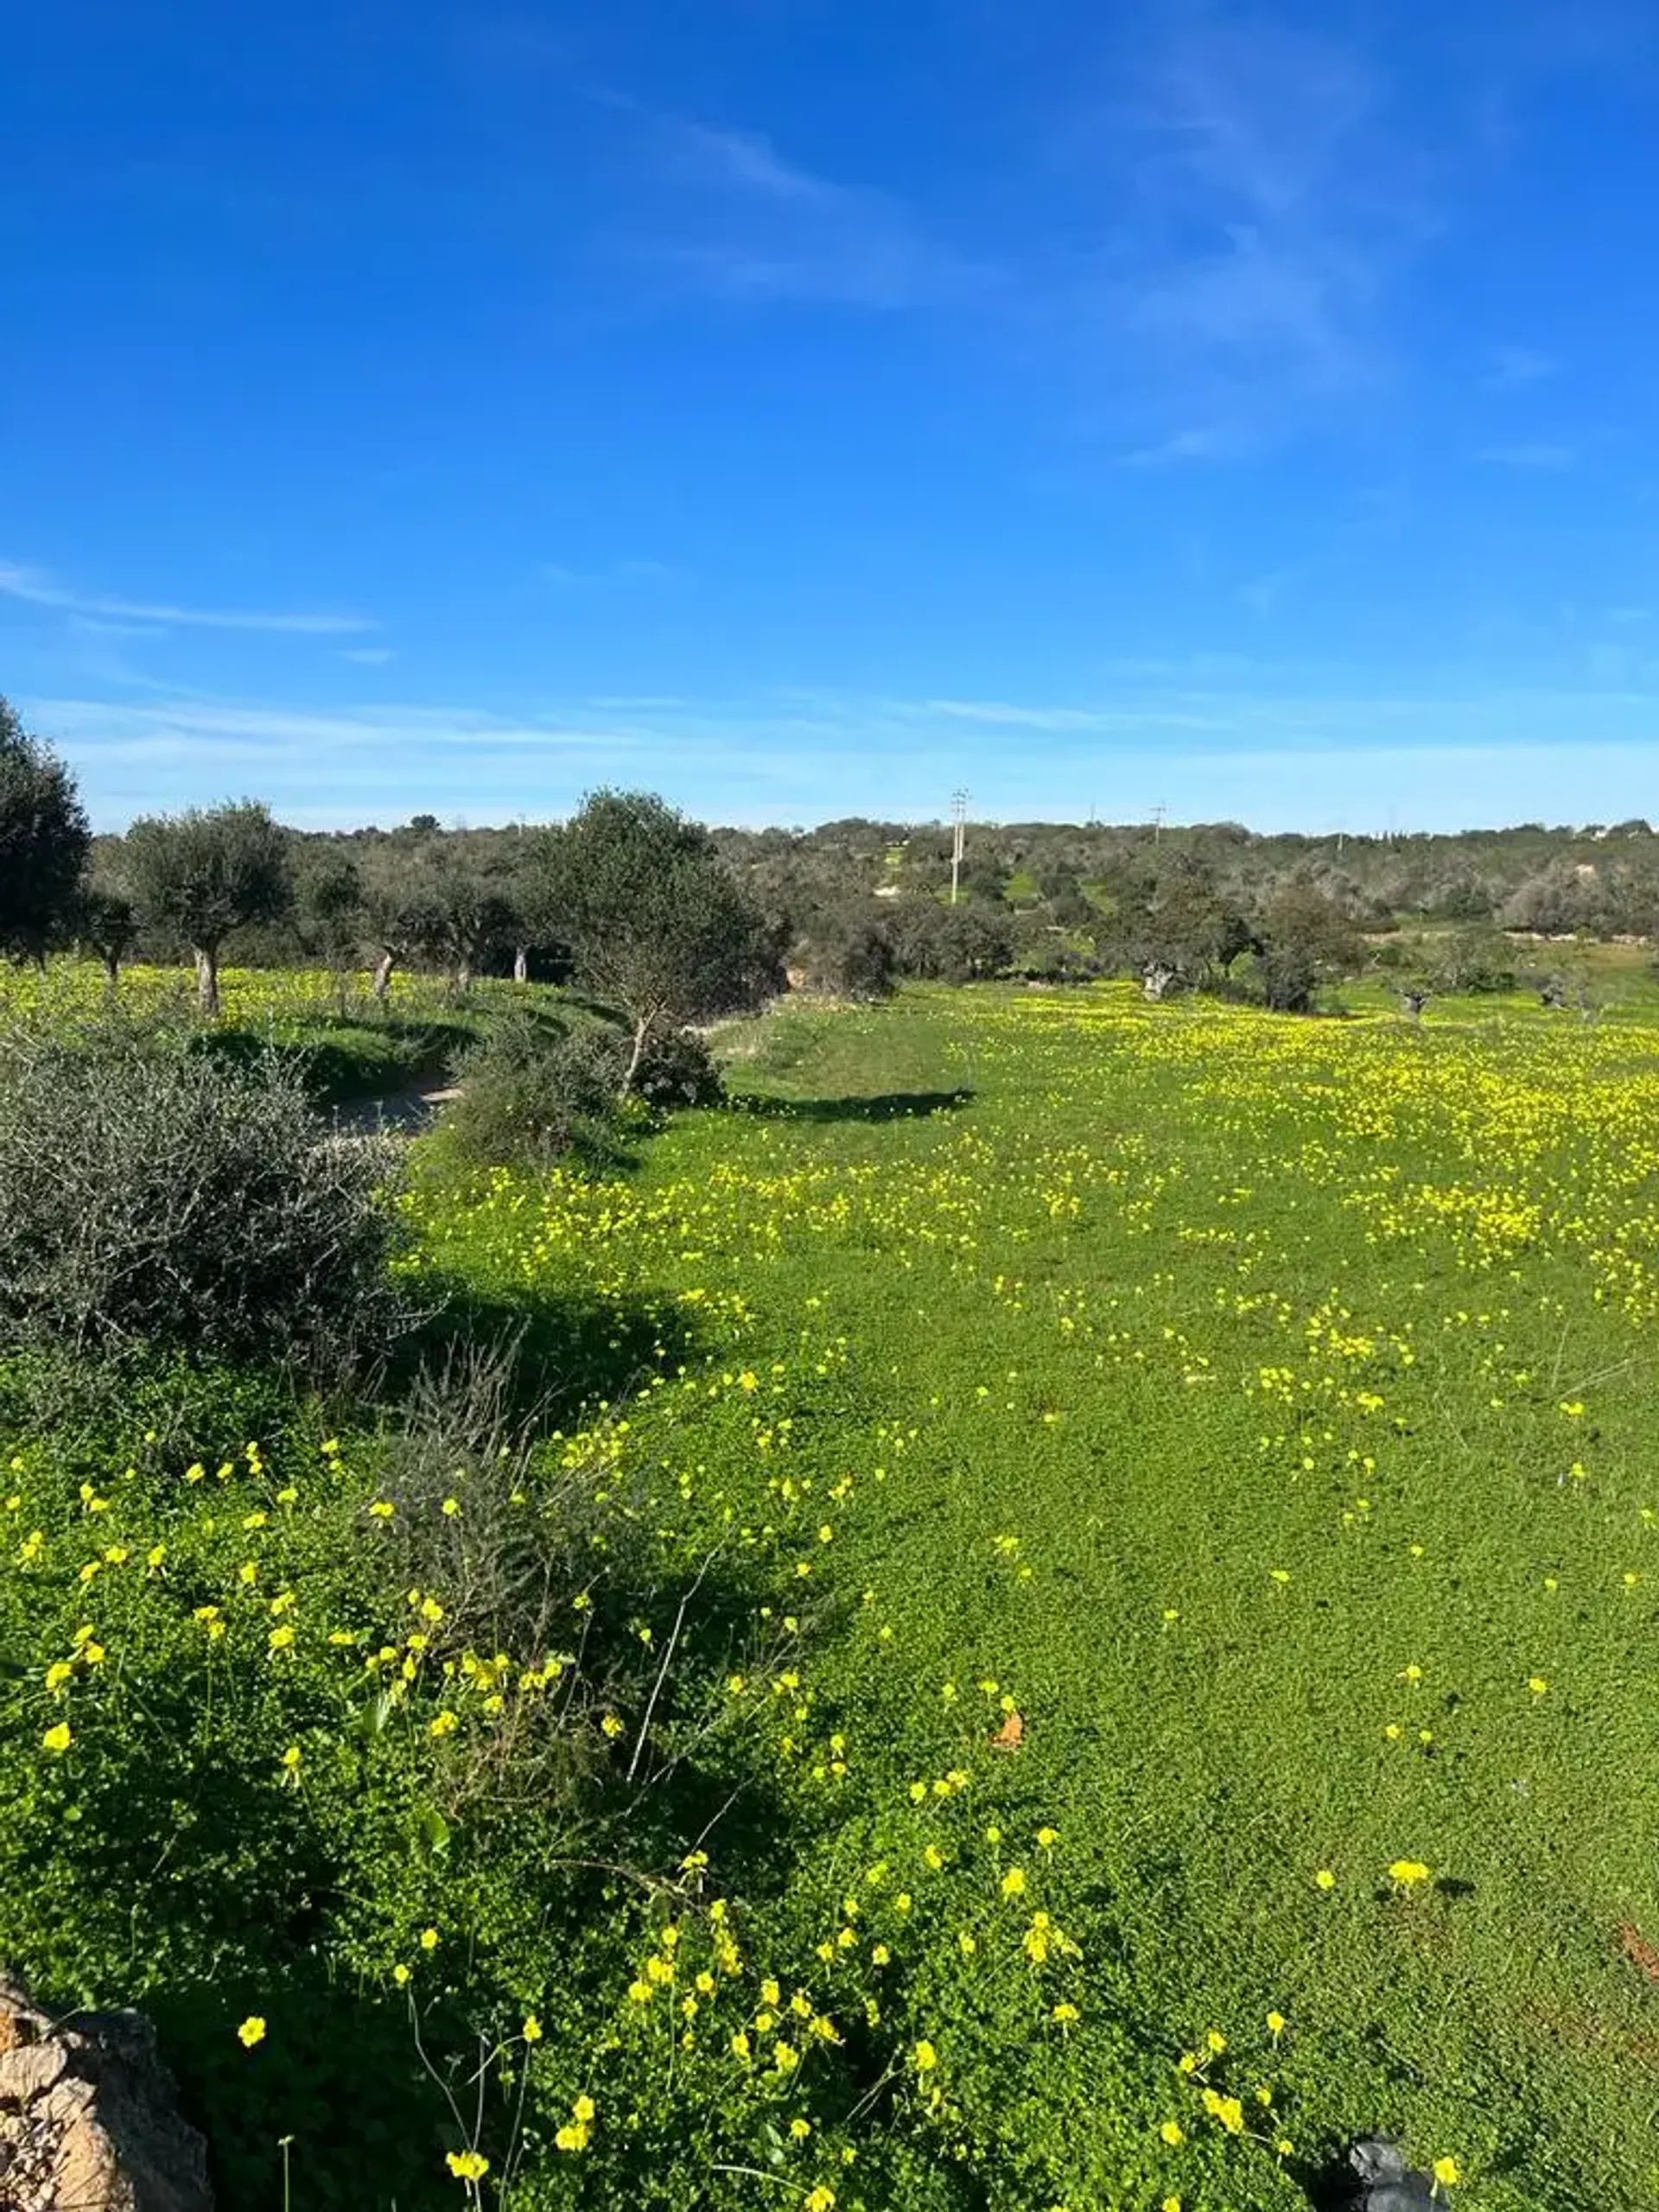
[
  {"left": 1473, "top": 442, "right": 1576, "bottom": 468},
  {"left": 1110, "top": 18, "right": 1417, "bottom": 397},
  {"left": 33, "top": 671, "right": 1659, "bottom": 835},
  {"left": 1486, "top": 345, "right": 1558, "bottom": 387},
  {"left": 0, "top": 561, "right": 374, "bottom": 636},
  {"left": 623, "top": 109, "right": 984, "bottom": 311}
]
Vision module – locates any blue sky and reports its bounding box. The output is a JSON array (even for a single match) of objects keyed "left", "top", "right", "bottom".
[{"left": 5, "top": 0, "right": 1659, "bottom": 834}]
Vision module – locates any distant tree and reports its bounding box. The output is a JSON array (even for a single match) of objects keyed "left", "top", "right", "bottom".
[
  {"left": 1533, "top": 955, "right": 1605, "bottom": 1019},
  {"left": 492, "top": 839, "right": 559, "bottom": 982},
  {"left": 1104, "top": 855, "right": 1254, "bottom": 997},
  {"left": 73, "top": 867, "right": 139, "bottom": 988},
  {"left": 884, "top": 893, "right": 952, "bottom": 978},
  {"left": 418, "top": 849, "right": 516, "bottom": 994},
  {"left": 0, "top": 696, "right": 90, "bottom": 963},
  {"left": 1421, "top": 871, "right": 1494, "bottom": 923},
  {"left": 1008, "top": 912, "right": 1088, "bottom": 982},
  {"left": 1254, "top": 882, "right": 1364, "bottom": 1013},
  {"left": 293, "top": 848, "right": 364, "bottom": 1007},
  {"left": 1045, "top": 884, "right": 1097, "bottom": 932},
  {"left": 534, "top": 790, "right": 781, "bottom": 1094},
  {"left": 1427, "top": 926, "right": 1517, "bottom": 995},
  {"left": 124, "top": 801, "right": 293, "bottom": 1014},
  {"left": 935, "top": 901, "right": 1014, "bottom": 982},
  {"left": 801, "top": 911, "right": 896, "bottom": 1000},
  {"left": 1501, "top": 863, "right": 1605, "bottom": 936},
  {"left": 957, "top": 863, "right": 1008, "bottom": 906},
  {"left": 359, "top": 846, "right": 443, "bottom": 1001}
]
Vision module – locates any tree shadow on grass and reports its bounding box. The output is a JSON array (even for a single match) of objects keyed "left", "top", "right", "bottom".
[
  {"left": 728, "top": 1086, "right": 975, "bottom": 1124},
  {"left": 191, "top": 1014, "right": 479, "bottom": 1105},
  {"left": 387, "top": 1280, "right": 701, "bottom": 1430}
]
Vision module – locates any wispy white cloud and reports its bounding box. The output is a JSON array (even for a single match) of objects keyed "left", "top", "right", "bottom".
[
  {"left": 541, "top": 558, "right": 676, "bottom": 587},
  {"left": 1053, "top": 17, "right": 1447, "bottom": 464},
  {"left": 1473, "top": 442, "right": 1576, "bottom": 468},
  {"left": 337, "top": 647, "right": 397, "bottom": 665},
  {"left": 1115, "top": 425, "right": 1237, "bottom": 467},
  {"left": 37, "top": 697, "right": 634, "bottom": 759},
  {"left": 35, "top": 672, "right": 1659, "bottom": 835},
  {"left": 0, "top": 560, "right": 374, "bottom": 636},
  {"left": 896, "top": 696, "right": 1221, "bottom": 732},
  {"left": 1111, "top": 21, "right": 1418, "bottom": 394},
  {"left": 1485, "top": 344, "right": 1558, "bottom": 387},
  {"left": 669, "top": 121, "right": 833, "bottom": 206},
  {"left": 623, "top": 109, "right": 982, "bottom": 311}
]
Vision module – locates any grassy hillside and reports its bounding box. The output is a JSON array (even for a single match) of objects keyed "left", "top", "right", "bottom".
[{"left": 5, "top": 982, "right": 1659, "bottom": 2209}]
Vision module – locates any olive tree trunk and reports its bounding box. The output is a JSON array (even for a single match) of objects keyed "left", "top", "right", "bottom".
[
  {"left": 620, "top": 1015, "right": 652, "bottom": 1099},
  {"left": 372, "top": 949, "right": 396, "bottom": 1002},
  {"left": 194, "top": 944, "right": 220, "bottom": 1017}
]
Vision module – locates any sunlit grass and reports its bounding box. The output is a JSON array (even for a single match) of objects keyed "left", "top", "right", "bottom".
[{"left": 5, "top": 976, "right": 1659, "bottom": 2208}]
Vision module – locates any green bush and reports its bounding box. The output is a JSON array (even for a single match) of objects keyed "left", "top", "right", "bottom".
[
  {"left": 446, "top": 1014, "right": 624, "bottom": 1169},
  {"left": 634, "top": 1026, "right": 724, "bottom": 1108},
  {"left": 1427, "top": 926, "right": 1519, "bottom": 994},
  {"left": 0, "top": 1020, "right": 409, "bottom": 1365},
  {"left": 447, "top": 1017, "right": 721, "bottom": 1167}
]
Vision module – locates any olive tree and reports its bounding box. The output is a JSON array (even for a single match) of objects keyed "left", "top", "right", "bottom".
[
  {"left": 535, "top": 791, "right": 781, "bottom": 1093},
  {"left": 359, "top": 852, "right": 441, "bottom": 1002},
  {"left": 124, "top": 801, "right": 293, "bottom": 1014},
  {"left": 1254, "top": 882, "right": 1364, "bottom": 1013},
  {"left": 0, "top": 696, "right": 90, "bottom": 963},
  {"left": 292, "top": 847, "right": 364, "bottom": 1010},
  {"left": 419, "top": 848, "right": 516, "bottom": 994},
  {"left": 74, "top": 868, "right": 139, "bottom": 988}
]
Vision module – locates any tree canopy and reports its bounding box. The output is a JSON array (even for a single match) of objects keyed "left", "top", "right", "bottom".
[
  {"left": 0, "top": 696, "right": 90, "bottom": 963},
  {"left": 124, "top": 801, "right": 294, "bottom": 1012},
  {"left": 535, "top": 790, "right": 781, "bottom": 1089}
]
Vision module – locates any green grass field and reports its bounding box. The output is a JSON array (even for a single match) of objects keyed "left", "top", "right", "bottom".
[{"left": 6, "top": 979, "right": 1659, "bottom": 2209}]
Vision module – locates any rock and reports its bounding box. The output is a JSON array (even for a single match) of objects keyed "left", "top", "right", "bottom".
[
  {"left": 0, "top": 1973, "right": 212, "bottom": 2212},
  {"left": 1333, "top": 2136, "right": 1440, "bottom": 2209}
]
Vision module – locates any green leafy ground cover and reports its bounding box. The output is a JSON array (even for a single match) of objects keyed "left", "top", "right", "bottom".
[
  {"left": 0, "top": 961, "right": 510, "bottom": 1102},
  {"left": 4, "top": 982, "right": 1659, "bottom": 2209}
]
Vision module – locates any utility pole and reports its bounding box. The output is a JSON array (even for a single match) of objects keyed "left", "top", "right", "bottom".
[
  {"left": 950, "top": 789, "right": 969, "bottom": 906},
  {"left": 1151, "top": 802, "right": 1166, "bottom": 843}
]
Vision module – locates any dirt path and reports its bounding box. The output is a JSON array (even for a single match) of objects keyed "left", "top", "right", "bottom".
[{"left": 330, "top": 1082, "right": 459, "bottom": 1136}]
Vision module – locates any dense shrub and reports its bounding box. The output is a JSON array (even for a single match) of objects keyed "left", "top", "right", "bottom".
[
  {"left": 634, "top": 1025, "right": 724, "bottom": 1107},
  {"left": 1428, "top": 925, "right": 1519, "bottom": 994},
  {"left": 448, "top": 1015, "right": 722, "bottom": 1166},
  {"left": 446, "top": 1014, "right": 626, "bottom": 1168},
  {"left": 0, "top": 1020, "right": 408, "bottom": 1363},
  {"left": 798, "top": 912, "right": 897, "bottom": 1000}
]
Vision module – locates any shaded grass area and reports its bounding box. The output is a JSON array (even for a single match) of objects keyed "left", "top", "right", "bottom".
[{"left": 192, "top": 1011, "right": 477, "bottom": 1103}]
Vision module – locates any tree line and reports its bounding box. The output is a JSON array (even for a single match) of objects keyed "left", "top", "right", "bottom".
[
  {"left": 5, "top": 693, "right": 1650, "bottom": 1027},
  {"left": 0, "top": 702, "right": 780, "bottom": 1087}
]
